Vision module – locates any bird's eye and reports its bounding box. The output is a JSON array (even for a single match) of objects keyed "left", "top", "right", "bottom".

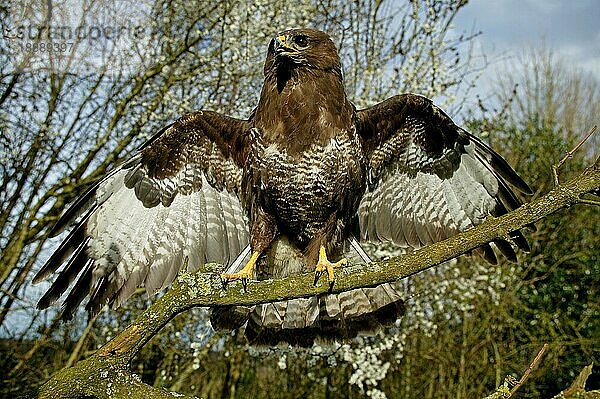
[{"left": 294, "top": 35, "right": 309, "bottom": 47}]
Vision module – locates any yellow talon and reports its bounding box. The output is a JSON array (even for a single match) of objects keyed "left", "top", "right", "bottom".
[
  {"left": 313, "top": 245, "right": 347, "bottom": 289},
  {"left": 221, "top": 251, "right": 260, "bottom": 291}
]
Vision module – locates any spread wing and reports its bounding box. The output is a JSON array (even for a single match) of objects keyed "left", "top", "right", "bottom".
[
  {"left": 356, "top": 93, "right": 532, "bottom": 262},
  {"left": 34, "top": 111, "right": 252, "bottom": 318}
]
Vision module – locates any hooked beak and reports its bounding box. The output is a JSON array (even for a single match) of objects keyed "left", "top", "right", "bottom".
[{"left": 273, "top": 34, "right": 293, "bottom": 55}]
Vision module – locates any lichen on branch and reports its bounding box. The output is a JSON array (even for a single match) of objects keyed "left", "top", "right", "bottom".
[{"left": 36, "top": 158, "right": 600, "bottom": 399}]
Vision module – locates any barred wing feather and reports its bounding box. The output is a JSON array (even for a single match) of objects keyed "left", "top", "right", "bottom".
[
  {"left": 356, "top": 94, "right": 531, "bottom": 262},
  {"left": 34, "top": 111, "right": 251, "bottom": 319}
]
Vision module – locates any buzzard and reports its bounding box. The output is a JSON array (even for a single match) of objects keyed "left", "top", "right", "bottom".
[{"left": 34, "top": 29, "right": 531, "bottom": 331}]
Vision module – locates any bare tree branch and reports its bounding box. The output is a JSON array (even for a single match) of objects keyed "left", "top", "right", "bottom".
[
  {"left": 553, "top": 363, "right": 599, "bottom": 399},
  {"left": 507, "top": 343, "right": 548, "bottom": 398},
  {"left": 553, "top": 125, "right": 597, "bottom": 186},
  {"left": 35, "top": 154, "right": 600, "bottom": 399}
]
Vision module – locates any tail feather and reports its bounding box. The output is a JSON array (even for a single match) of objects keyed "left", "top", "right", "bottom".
[{"left": 240, "top": 281, "right": 406, "bottom": 346}]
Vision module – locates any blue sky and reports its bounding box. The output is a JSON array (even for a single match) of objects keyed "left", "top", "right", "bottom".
[{"left": 454, "top": 0, "right": 599, "bottom": 101}]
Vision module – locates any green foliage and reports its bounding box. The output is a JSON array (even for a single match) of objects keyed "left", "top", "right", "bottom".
[{"left": 461, "top": 51, "right": 600, "bottom": 396}]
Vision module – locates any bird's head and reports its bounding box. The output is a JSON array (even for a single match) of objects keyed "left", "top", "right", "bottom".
[{"left": 264, "top": 28, "right": 341, "bottom": 76}]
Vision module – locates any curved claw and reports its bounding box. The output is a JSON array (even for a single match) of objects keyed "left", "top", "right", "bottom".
[
  {"left": 314, "top": 245, "right": 346, "bottom": 289},
  {"left": 221, "top": 277, "right": 229, "bottom": 290},
  {"left": 313, "top": 271, "right": 323, "bottom": 286},
  {"left": 328, "top": 280, "right": 335, "bottom": 292},
  {"left": 220, "top": 251, "right": 259, "bottom": 292}
]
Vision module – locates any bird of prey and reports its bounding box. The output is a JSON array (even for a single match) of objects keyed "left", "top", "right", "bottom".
[{"left": 34, "top": 29, "right": 531, "bottom": 330}]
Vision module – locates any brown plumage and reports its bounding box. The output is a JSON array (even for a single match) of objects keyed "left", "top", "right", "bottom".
[{"left": 34, "top": 28, "right": 531, "bottom": 342}]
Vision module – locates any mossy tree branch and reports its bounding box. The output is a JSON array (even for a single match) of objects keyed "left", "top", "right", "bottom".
[{"left": 36, "top": 157, "right": 600, "bottom": 399}]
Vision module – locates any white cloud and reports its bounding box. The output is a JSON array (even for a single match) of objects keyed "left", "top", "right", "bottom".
[{"left": 449, "top": 0, "right": 600, "bottom": 112}]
